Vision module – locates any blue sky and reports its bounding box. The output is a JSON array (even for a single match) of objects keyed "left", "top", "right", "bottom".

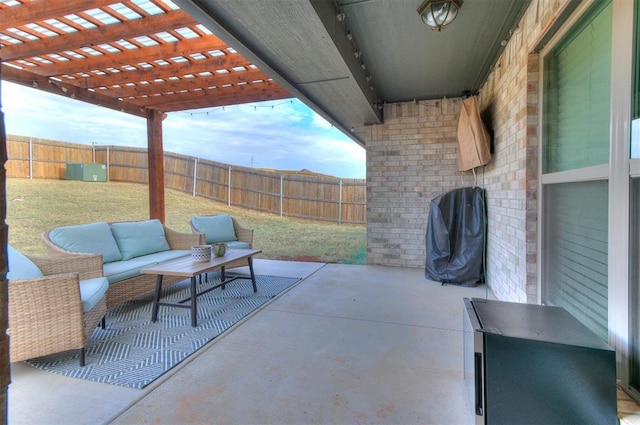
[{"left": 1, "top": 82, "right": 366, "bottom": 178}]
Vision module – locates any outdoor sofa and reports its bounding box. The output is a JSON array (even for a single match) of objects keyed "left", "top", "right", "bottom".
[
  {"left": 189, "top": 214, "right": 254, "bottom": 269},
  {"left": 7, "top": 245, "right": 108, "bottom": 365},
  {"left": 42, "top": 219, "right": 201, "bottom": 308}
]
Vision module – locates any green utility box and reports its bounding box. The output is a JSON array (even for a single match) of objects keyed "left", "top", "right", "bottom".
[{"left": 66, "top": 163, "right": 107, "bottom": 182}]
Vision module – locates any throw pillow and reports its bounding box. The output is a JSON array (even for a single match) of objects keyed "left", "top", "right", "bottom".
[
  {"left": 110, "top": 219, "right": 170, "bottom": 261},
  {"left": 191, "top": 214, "right": 237, "bottom": 244},
  {"left": 48, "top": 221, "right": 123, "bottom": 263}
]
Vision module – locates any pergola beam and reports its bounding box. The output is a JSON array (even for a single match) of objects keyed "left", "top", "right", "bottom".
[
  {"left": 1, "top": 10, "right": 196, "bottom": 61},
  {"left": 22, "top": 36, "right": 229, "bottom": 77},
  {"left": 144, "top": 85, "right": 291, "bottom": 112},
  {"left": 1, "top": 64, "right": 148, "bottom": 117},
  {"left": 103, "top": 68, "right": 270, "bottom": 98},
  {"left": 0, "top": 0, "right": 116, "bottom": 30},
  {"left": 70, "top": 55, "right": 253, "bottom": 89}
]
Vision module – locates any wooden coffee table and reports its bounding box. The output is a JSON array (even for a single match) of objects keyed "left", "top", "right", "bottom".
[{"left": 142, "top": 248, "right": 262, "bottom": 327}]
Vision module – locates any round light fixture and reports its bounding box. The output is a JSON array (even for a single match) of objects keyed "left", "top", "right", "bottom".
[{"left": 417, "top": 0, "right": 463, "bottom": 31}]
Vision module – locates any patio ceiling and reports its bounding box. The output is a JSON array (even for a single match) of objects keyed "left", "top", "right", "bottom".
[{"left": 0, "top": 0, "right": 291, "bottom": 119}]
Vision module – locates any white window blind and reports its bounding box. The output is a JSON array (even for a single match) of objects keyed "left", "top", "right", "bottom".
[
  {"left": 543, "top": 1, "right": 612, "bottom": 173},
  {"left": 542, "top": 0, "right": 612, "bottom": 342},
  {"left": 544, "top": 181, "right": 608, "bottom": 341}
]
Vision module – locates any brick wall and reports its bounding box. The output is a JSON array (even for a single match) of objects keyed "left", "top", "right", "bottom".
[
  {"left": 364, "top": 0, "right": 567, "bottom": 303},
  {"left": 366, "top": 98, "right": 474, "bottom": 268}
]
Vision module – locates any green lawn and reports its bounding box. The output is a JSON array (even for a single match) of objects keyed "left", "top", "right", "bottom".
[{"left": 7, "top": 178, "right": 366, "bottom": 264}]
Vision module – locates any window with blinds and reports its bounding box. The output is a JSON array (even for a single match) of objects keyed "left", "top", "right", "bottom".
[
  {"left": 543, "top": 1, "right": 612, "bottom": 173},
  {"left": 541, "top": 0, "right": 612, "bottom": 342},
  {"left": 544, "top": 181, "right": 608, "bottom": 341}
]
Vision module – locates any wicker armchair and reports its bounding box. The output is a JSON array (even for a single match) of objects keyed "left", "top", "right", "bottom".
[
  {"left": 8, "top": 250, "right": 106, "bottom": 366},
  {"left": 190, "top": 215, "right": 254, "bottom": 269}
]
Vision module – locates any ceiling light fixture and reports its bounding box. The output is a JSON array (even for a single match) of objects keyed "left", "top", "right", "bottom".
[{"left": 417, "top": 0, "right": 463, "bottom": 31}]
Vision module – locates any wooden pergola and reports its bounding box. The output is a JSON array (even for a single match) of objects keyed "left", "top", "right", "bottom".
[
  {"left": 0, "top": 0, "right": 292, "bottom": 222},
  {"left": 0, "top": 2, "right": 292, "bottom": 416}
]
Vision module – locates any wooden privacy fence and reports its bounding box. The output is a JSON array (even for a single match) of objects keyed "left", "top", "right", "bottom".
[{"left": 7, "top": 135, "right": 366, "bottom": 224}]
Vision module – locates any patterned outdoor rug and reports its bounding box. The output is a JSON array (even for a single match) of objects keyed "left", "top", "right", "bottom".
[{"left": 26, "top": 272, "right": 301, "bottom": 389}]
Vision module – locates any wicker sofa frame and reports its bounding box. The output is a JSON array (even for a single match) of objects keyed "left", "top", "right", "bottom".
[
  {"left": 9, "top": 253, "right": 106, "bottom": 365},
  {"left": 42, "top": 224, "right": 201, "bottom": 308}
]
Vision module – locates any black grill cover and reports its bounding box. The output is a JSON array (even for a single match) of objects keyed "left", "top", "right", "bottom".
[{"left": 425, "top": 187, "right": 486, "bottom": 286}]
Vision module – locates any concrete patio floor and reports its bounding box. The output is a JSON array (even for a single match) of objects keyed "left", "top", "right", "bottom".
[{"left": 8, "top": 260, "right": 640, "bottom": 424}]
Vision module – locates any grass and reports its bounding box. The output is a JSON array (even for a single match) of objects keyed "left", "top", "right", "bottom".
[{"left": 6, "top": 178, "right": 367, "bottom": 264}]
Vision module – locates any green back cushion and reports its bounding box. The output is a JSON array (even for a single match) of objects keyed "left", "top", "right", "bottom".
[
  {"left": 110, "top": 219, "right": 170, "bottom": 260},
  {"left": 49, "top": 221, "right": 122, "bottom": 263},
  {"left": 191, "top": 214, "right": 237, "bottom": 244},
  {"left": 7, "top": 245, "right": 43, "bottom": 280}
]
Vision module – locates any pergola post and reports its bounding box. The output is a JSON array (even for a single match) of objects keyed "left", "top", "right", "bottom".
[
  {"left": 0, "top": 63, "right": 10, "bottom": 425},
  {"left": 147, "top": 109, "right": 165, "bottom": 224}
]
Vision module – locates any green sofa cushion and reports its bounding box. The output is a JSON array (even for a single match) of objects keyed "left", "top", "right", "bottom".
[
  {"left": 102, "top": 250, "right": 189, "bottom": 284},
  {"left": 133, "top": 250, "right": 191, "bottom": 265},
  {"left": 103, "top": 258, "right": 157, "bottom": 284},
  {"left": 7, "top": 245, "right": 43, "bottom": 280},
  {"left": 110, "top": 219, "right": 170, "bottom": 261},
  {"left": 191, "top": 214, "right": 237, "bottom": 244},
  {"left": 48, "top": 222, "right": 122, "bottom": 263},
  {"left": 79, "top": 277, "right": 109, "bottom": 312}
]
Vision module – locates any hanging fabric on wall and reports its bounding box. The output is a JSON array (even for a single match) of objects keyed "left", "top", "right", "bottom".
[{"left": 457, "top": 96, "right": 491, "bottom": 172}]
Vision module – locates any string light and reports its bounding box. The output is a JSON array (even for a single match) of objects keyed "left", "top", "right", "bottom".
[
  {"left": 334, "top": 6, "right": 376, "bottom": 101},
  {"left": 10, "top": 74, "right": 301, "bottom": 118},
  {"left": 182, "top": 100, "right": 294, "bottom": 116}
]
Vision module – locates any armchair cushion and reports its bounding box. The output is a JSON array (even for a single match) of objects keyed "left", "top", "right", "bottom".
[
  {"left": 110, "top": 219, "right": 170, "bottom": 261},
  {"left": 191, "top": 214, "right": 237, "bottom": 244},
  {"left": 225, "top": 241, "right": 251, "bottom": 249},
  {"left": 48, "top": 222, "right": 122, "bottom": 263},
  {"left": 79, "top": 277, "right": 109, "bottom": 313},
  {"left": 7, "top": 245, "right": 43, "bottom": 280}
]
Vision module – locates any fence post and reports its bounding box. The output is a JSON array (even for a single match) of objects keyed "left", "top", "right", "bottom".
[
  {"left": 339, "top": 179, "right": 343, "bottom": 225},
  {"left": 280, "top": 175, "right": 284, "bottom": 217},
  {"left": 106, "top": 146, "right": 110, "bottom": 182},
  {"left": 28, "top": 138, "right": 33, "bottom": 179},
  {"left": 192, "top": 158, "right": 198, "bottom": 197},
  {"left": 227, "top": 166, "right": 231, "bottom": 207}
]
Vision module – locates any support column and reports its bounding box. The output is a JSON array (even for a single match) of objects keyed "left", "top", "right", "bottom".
[
  {"left": 0, "top": 62, "right": 10, "bottom": 425},
  {"left": 147, "top": 109, "right": 166, "bottom": 223}
]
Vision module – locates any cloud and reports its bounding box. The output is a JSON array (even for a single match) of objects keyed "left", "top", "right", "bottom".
[
  {"left": 2, "top": 82, "right": 366, "bottom": 178},
  {"left": 310, "top": 110, "right": 335, "bottom": 130}
]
